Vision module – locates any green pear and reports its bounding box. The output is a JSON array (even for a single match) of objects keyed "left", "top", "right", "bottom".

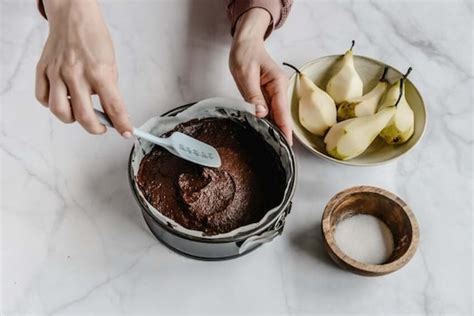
[
  {"left": 337, "top": 67, "right": 389, "bottom": 121},
  {"left": 324, "top": 107, "right": 396, "bottom": 160},
  {"left": 379, "top": 67, "right": 415, "bottom": 144},
  {"left": 284, "top": 62, "right": 337, "bottom": 136},
  {"left": 326, "top": 40, "right": 364, "bottom": 104}
]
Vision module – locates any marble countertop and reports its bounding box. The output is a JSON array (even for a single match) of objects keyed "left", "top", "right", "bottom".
[{"left": 1, "top": 0, "right": 472, "bottom": 315}]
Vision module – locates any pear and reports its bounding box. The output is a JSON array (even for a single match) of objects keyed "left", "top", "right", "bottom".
[
  {"left": 326, "top": 40, "right": 364, "bottom": 104},
  {"left": 283, "top": 62, "right": 337, "bottom": 136},
  {"left": 337, "top": 67, "right": 389, "bottom": 121},
  {"left": 324, "top": 107, "right": 396, "bottom": 160},
  {"left": 379, "top": 67, "right": 415, "bottom": 144}
]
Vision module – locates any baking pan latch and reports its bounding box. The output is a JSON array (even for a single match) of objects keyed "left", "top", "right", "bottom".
[{"left": 237, "top": 202, "right": 292, "bottom": 254}]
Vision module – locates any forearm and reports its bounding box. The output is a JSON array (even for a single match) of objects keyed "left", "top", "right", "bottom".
[
  {"left": 227, "top": 0, "right": 293, "bottom": 38},
  {"left": 40, "top": 0, "right": 109, "bottom": 49},
  {"left": 233, "top": 8, "right": 270, "bottom": 44},
  {"left": 39, "top": 0, "right": 102, "bottom": 26}
]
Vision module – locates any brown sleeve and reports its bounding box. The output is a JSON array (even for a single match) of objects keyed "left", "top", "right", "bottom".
[
  {"left": 227, "top": 0, "right": 293, "bottom": 38},
  {"left": 37, "top": 0, "right": 47, "bottom": 19}
]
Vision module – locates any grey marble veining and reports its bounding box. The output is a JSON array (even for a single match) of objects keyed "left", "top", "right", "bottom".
[{"left": 1, "top": 0, "right": 472, "bottom": 315}]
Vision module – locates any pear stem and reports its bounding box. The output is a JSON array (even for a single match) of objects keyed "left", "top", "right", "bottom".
[
  {"left": 394, "top": 79, "right": 405, "bottom": 107},
  {"left": 349, "top": 40, "right": 355, "bottom": 51},
  {"left": 393, "top": 67, "right": 412, "bottom": 106},
  {"left": 282, "top": 62, "right": 301, "bottom": 74},
  {"left": 380, "top": 66, "right": 389, "bottom": 81},
  {"left": 403, "top": 67, "right": 413, "bottom": 78}
]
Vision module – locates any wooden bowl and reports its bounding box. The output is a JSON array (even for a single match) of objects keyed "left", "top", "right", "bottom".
[
  {"left": 287, "top": 55, "right": 427, "bottom": 166},
  {"left": 321, "top": 186, "right": 419, "bottom": 276}
]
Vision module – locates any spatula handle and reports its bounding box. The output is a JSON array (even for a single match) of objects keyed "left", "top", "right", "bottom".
[
  {"left": 93, "top": 108, "right": 167, "bottom": 147},
  {"left": 94, "top": 109, "right": 114, "bottom": 128}
]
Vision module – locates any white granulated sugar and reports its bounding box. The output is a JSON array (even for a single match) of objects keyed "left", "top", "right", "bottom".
[{"left": 334, "top": 214, "right": 394, "bottom": 265}]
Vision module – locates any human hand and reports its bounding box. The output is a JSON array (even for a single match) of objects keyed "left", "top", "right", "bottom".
[
  {"left": 229, "top": 8, "right": 292, "bottom": 145},
  {"left": 35, "top": 0, "right": 132, "bottom": 137}
]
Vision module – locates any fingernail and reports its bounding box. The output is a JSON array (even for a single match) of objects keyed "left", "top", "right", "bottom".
[
  {"left": 122, "top": 131, "right": 132, "bottom": 139},
  {"left": 256, "top": 104, "right": 267, "bottom": 115}
]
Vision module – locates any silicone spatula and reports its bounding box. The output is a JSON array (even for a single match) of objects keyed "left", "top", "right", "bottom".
[{"left": 94, "top": 109, "right": 221, "bottom": 168}]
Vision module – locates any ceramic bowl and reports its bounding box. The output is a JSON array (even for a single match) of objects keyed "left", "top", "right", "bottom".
[{"left": 287, "top": 55, "right": 427, "bottom": 166}]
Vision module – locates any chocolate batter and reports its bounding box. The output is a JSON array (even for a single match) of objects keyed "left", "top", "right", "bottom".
[{"left": 136, "top": 118, "right": 285, "bottom": 235}]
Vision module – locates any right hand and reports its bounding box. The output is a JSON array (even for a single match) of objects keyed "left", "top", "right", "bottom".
[
  {"left": 229, "top": 8, "right": 292, "bottom": 145},
  {"left": 35, "top": 0, "right": 132, "bottom": 137}
]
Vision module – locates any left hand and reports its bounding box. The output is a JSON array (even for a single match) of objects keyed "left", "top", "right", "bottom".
[{"left": 229, "top": 8, "right": 292, "bottom": 145}]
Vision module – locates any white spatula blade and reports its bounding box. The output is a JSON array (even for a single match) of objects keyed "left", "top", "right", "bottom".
[{"left": 169, "top": 132, "right": 221, "bottom": 168}]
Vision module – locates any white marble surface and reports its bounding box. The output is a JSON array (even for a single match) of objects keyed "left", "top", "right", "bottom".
[{"left": 1, "top": 0, "right": 473, "bottom": 315}]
